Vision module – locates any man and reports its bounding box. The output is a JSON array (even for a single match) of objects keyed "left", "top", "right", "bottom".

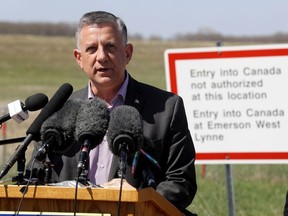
[{"left": 27, "top": 11, "right": 197, "bottom": 215}]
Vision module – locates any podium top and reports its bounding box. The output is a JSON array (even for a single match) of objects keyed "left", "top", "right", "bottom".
[{"left": 0, "top": 183, "right": 183, "bottom": 216}]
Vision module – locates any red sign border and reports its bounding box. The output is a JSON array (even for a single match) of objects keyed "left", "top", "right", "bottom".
[{"left": 166, "top": 46, "right": 288, "bottom": 161}]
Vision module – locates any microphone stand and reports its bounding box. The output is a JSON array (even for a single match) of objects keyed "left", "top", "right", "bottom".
[
  {"left": 11, "top": 151, "right": 26, "bottom": 185},
  {"left": 0, "top": 136, "right": 24, "bottom": 185},
  {"left": 33, "top": 146, "right": 54, "bottom": 185},
  {"left": 117, "top": 147, "right": 127, "bottom": 177},
  {"left": 1, "top": 137, "right": 27, "bottom": 184},
  {"left": 77, "top": 166, "right": 89, "bottom": 186},
  {"left": 43, "top": 155, "right": 53, "bottom": 184},
  {"left": 116, "top": 145, "right": 128, "bottom": 216},
  {"left": 76, "top": 138, "right": 93, "bottom": 186},
  {"left": 0, "top": 137, "right": 26, "bottom": 145},
  {"left": 143, "top": 167, "right": 156, "bottom": 189}
]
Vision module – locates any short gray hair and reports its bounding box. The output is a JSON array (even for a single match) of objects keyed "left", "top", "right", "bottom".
[{"left": 75, "top": 11, "right": 128, "bottom": 48}]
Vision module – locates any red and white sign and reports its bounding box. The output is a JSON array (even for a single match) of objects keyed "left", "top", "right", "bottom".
[{"left": 164, "top": 44, "right": 288, "bottom": 164}]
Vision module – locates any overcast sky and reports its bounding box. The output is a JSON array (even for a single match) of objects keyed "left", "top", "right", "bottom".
[{"left": 1, "top": 0, "right": 288, "bottom": 39}]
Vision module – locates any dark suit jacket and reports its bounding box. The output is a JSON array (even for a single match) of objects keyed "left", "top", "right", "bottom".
[
  {"left": 284, "top": 191, "right": 288, "bottom": 216},
  {"left": 27, "top": 74, "right": 197, "bottom": 212}
]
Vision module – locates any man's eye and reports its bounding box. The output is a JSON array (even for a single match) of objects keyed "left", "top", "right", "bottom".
[
  {"left": 106, "top": 44, "right": 116, "bottom": 50},
  {"left": 87, "top": 47, "right": 97, "bottom": 53}
]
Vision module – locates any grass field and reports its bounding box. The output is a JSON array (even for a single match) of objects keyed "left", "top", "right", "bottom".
[{"left": 0, "top": 35, "right": 287, "bottom": 215}]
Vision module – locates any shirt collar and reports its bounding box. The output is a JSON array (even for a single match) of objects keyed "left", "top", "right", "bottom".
[{"left": 87, "top": 71, "right": 129, "bottom": 106}]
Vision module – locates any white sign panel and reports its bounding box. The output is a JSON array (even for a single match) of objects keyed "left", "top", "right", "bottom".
[{"left": 164, "top": 44, "right": 288, "bottom": 164}]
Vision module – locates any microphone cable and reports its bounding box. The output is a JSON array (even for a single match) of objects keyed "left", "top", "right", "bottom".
[
  {"left": 117, "top": 161, "right": 125, "bottom": 216},
  {"left": 73, "top": 151, "right": 91, "bottom": 216},
  {"left": 15, "top": 156, "right": 37, "bottom": 216},
  {"left": 73, "top": 167, "right": 81, "bottom": 216}
]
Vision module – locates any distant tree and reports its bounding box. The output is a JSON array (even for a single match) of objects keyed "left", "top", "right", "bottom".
[
  {"left": 149, "top": 35, "right": 163, "bottom": 41},
  {"left": 0, "top": 21, "right": 288, "bottom": 43},
  {"left": 0, "top": 21, "right": 76, "bottom": 36},
  {"left": 129, "top": 33, "right": 144, "bottom": 40}
]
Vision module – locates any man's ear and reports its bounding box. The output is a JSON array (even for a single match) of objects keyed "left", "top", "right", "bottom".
[
  {"left": 73, "top": 49, "right": 83, "bottom": 69},
  {"left": 125, "top": 43, "right": 133, "bottom": 64}
]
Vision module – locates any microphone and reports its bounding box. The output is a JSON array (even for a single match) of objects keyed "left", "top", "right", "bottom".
[
  {"left": 107, "top": 105, "right": 143, "bottom": 175},
  {"left": 0, "top": 83, "right": 73, "bottom": 180},
  {"left": 107, "top": 106, "right": 161, "bottom": 189},
  {"left": 75, "top": 97, "right": 110, "bottom": 178},
  {"left": 131, "top": 142, "right": 159, "bottom": 189},
  {"left": 0, "top": 93, "right": 48, "bottom": 124},
  {"left": 136, "top": 137, "right": 162, "bottom": 188},
  {"left": 36, "top": 98, "right": 82, "bottom": 160}
]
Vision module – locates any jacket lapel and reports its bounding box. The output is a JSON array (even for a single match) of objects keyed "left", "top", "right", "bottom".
[{"left": 125, "top": 76, "right": 145, "bottom": 113}]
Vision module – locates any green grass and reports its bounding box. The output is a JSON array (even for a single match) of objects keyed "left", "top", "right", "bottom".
[
  {"left": 0, "top": 35, "right": 287, "bottom": 215},
  {"left": 190, "top": 164, "right": 288, "bottom": 215},
  {"left": 0, "top": 35, "right": 86, "bottom": 100}
]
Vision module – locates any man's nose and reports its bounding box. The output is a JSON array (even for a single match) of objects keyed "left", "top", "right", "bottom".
[{"left": 96, "top": 47, "right": 108, "bottom": 62}]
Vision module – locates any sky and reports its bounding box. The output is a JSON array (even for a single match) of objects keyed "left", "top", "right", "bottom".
[{"left": 1, "top": 0, "right": 288, "bottom": 39}]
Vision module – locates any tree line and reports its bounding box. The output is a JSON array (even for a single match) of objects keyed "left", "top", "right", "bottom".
[{"left": 0, "top": 21, "right": 287, "bottom": 43}]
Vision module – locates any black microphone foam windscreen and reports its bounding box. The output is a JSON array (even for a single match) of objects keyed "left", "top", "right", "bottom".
[
  {"left": 24, "top": 93, "right": 49, "bottom": 111},
  {"left": 26, "top": 83, "right": 73, "bottom": 139},
  {"left": 107, "top": 105, "right": 143, "bottom": 156},
  {"left": 75, "top": 97, "right": 110, "bottom": 148},
  {"left": 40, "top": 98, "right": 82, "bottom": 154}
]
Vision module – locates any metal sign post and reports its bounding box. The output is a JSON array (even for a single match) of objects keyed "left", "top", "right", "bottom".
[{"left": 225, "top": 163, "right": 236, "bottom": 216}]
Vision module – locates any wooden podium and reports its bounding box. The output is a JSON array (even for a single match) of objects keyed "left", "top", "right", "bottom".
[{"left": 0, "top": 181, "right": 183, "bottom": 216}]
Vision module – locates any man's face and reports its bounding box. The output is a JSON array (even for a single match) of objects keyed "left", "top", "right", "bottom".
[{"left": 74, "top": 23, "right": 133, "bottom": 92}]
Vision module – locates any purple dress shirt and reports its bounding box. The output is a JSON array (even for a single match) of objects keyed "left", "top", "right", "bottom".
[{"left": 87, "top": 74, "right": 129, "bottom": 185}]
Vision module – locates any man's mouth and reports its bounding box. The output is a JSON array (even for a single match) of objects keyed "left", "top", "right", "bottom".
[{"left": 97, "top": 67, "right": 110, "bottom": 73}]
